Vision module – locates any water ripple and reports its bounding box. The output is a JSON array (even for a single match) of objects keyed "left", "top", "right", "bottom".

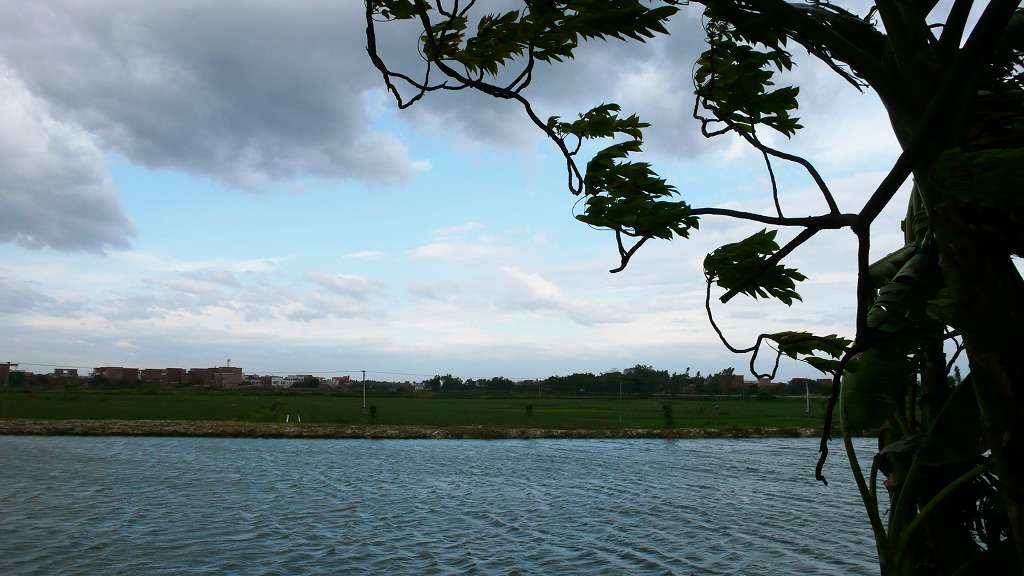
[{"left": 0, "top": 436, "right": 877, "bottom": 575}]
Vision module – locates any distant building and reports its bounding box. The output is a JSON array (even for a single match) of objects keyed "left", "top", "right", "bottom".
[
  {"left": 731, "top": 375, "right": 774, "bottom": 389},
  {"left": 186, "top": 367, "right": 244, "bottom": 388},
  {"left": 53, "top": 368, "right": 79, "bottom": 384},
  {"left": 281, "top": 375, "right": 312, "bottom": 388},
  {"left": 210, "top": 366, "right": 243, "bottom": 388},
  {"left": 165, "top": 368, "right": 186, "bottom": 387},
  {"left": 243, "top": 374, "right": 273, "bottom": 388},
  {"left": 188, "top": 368, "right": 209, "bottom": 386},
  {"left": 93, "top": 367, "right": 139, "bottom": 387},
  {"left": 140, "top": 369, "right": 164, "bottom": 385}
]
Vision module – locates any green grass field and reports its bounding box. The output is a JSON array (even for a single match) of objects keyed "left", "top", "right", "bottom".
[{"left": 0, "top": 388, "right": 831, "bottom": 431}]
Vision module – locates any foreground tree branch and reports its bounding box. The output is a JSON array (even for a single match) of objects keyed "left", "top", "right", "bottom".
[{"left": 367, "top": 1, "right": 1024, "bottom": 572}]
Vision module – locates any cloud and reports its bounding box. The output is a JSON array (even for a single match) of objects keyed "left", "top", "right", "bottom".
[
  {"left": 0, "top": 62, "right": 134, "bottom": 252},
  {"left": 497, "top": 266, "right": 630, "bottom": 325},
  {"left": 180, "top": 270, "right": 242, "bottom": 287},
  {"left": 0, "top": 275, "right": 54, "bottom": 315},
  {"left": 284, "top": 291, "right": 383, "bottom": 322},
  {"left": 305, "top": 272, "right": 386, "bottom": 300},
  {"left": 343, "top": 251, "right": 385, "bottom": 260},
  {"left": 432, "top": 222, "right": 484, "bottom": 236},
  {"left": 146, "top": 276, "right": 232, "bottom": 306},
  {"left": 0, "top": 1, "right": 417, "bottom": 193},
  {"left": 409, "top": 239, "right": 516, "bottom": 263},
  {"left": 409, "top": 280, "right": 462, "bottom": 301}
]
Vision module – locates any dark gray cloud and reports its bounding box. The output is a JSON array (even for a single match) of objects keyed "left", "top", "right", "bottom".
[
  {"left": 0, "top": 1, "right": 418, "bottom": 252},
  {"left": 0, "top": 1, "right": 819, "bottom": 254},
  {"left": 0, "top": 1, "right": 412, "bottom": 189},
  {"left": 0, "top": 63, "right": 135, "bottom": 251}
]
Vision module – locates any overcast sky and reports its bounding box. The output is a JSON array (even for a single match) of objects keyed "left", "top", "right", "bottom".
[{"left": 0, "top": 1, "right": 915, "bottom": 381}]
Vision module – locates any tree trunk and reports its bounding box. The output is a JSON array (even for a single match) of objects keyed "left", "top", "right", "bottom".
[{"left": 931, "top": 196, "right": 1024, "bottom": 572}]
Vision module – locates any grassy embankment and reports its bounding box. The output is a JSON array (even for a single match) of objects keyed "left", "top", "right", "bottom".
[{"left": 0, "top": 388, "right": 834, "bottom": 438}]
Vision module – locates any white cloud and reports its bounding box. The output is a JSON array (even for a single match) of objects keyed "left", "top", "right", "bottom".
[
  {"left": 284, "top": 291, "right": 383, "bottom": 322},
  {"left": 343, "top": 251, "right": 385, "bottom": 260},
  {"left": 432, "top": 222, "right": 484, "bottom": 236},
  {"left": 409, "top": 280, "right": 462, "bottom": 301},
  {"left": 497, "top": 266, "right": 631, "bottom": 326},
  {"left": 180, "top": 270, "right": 242, "bottom": 287},
  {"left": 409, "top": 240, "right": 516, "bottom": 263},
  {"left": 305, "top": 272, "right": 386, "bottom": 300}
]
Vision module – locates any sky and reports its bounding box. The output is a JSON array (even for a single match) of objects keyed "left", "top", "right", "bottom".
[{"left": 0, "top": 1, "right": 916, "bottom": 382}]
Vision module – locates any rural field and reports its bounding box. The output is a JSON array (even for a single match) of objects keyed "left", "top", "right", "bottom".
[{"left": 0, "top": 388, "right": 833, "bottom": 436}]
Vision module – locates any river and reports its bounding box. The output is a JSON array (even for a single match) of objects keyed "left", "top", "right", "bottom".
[{"left": 0, "top": 436, "right": 878, "bottom": 575}]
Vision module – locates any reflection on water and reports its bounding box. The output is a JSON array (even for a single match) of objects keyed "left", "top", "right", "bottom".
[{"left": 0, "top": 436, "right": 877, "bottom": 575}]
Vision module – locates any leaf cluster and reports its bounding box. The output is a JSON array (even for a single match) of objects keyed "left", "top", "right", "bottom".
[
  {"left": 704, "top": 229, "right": 807, "bottom": 305},
  {"left": 576, "top": 140, "right": 696, "bottom": 240},
  {"left": 773, "top": 331, "right": 851, "bottom": 376},
  {"left": 695, "top": 25, "right": 803, "bottom": 137},
  {"left": 934, "top": 147, "right": 1024, "bottom": 208},
  {"left": 380, "top": 1, "right": 680, "bottom": 78},
  {"left": 549, "top": 103, "right": 697, "bottom": 241}
]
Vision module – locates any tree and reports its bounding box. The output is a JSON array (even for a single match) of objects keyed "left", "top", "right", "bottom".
[
  {"left": 622, "top": 364, "right": 670, "bottom": 395},
  {"left": 366, "top": 1, "right": 1024, "bottom": 573},
  {"left": 542, "top": 372, "right": 597, "bottom": 394},
  {"left": 423, "top": 375, "right": 442, "bottom": 392},
  {"left": 785, "top": 377, "right": 823, "bottom": 396},
  {"left": 425, "top": 374, "right": 465, "bottom": 392},
  {"left": 706, "top": 367, "right": 736, "bottom": 397}
]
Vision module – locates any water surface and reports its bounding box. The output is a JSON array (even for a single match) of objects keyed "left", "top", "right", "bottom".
[{"left": 0, "top": 436, "right": 878, "bottom": 575}]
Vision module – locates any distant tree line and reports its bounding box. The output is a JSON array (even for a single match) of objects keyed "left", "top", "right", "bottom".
[
  {"left": 5, "top": 364, "right": 835, "bottom": 397},
  {"left": 419, "top": 365, "right": 833, "bottom": 397}
]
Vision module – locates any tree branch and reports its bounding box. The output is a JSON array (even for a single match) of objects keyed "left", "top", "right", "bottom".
[
  {"left": 690, "top": 208, "right": 855, "bottom": 228},
  {"left": 855, "top": 0, "right": 1023, "bottom": 230}
]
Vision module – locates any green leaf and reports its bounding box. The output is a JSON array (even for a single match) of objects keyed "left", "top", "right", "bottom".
[
  {"left": 935, "top": 147, "right": 1024, "bottom": 207},
  {"left": 694, "top": 25, "right": 802, "bottom": 137},
  {"left": 926, "top": 288, "right": 959, "bottom": 326},
  {"left": 841, "top": 348, "right": 909, "bottom": 430},
  {"left": 549, "top": 104, "right": 650, "bottom": 141},
  {"left": 806, "top": 357, "right": 843, "bottom": 375},
  {"left": 372, "top": 0, "right": 421, "bottom": 20},
  {"left": 773, "top": 332, "right": 851, "bottom": 375},
  {"left": 576, "top": 139, "right": 697, "bottom": 241},
  {"left": 866, "top": 248, "right": 942, "bottom": 333},
  {"left": 868, "top": 244, "right": 917, "bottom": 287},
  {"left": 917, "top": 374, "right": 983, "bottom": 466},
  {"left": 704, "top": 229, "right": 807, "bottom": 305}
]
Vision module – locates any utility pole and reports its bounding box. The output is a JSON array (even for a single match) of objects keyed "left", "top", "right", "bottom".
[
  {"left": 362, "top": 370, "right": 367, "bottom": 414},
  {"left": 2, "top": 362, "right": 15, "bottom": 419}
]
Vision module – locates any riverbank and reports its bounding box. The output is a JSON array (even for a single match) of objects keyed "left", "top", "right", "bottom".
[{"left": 0, "top": 419, "right": 826, "bottom": 439}]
